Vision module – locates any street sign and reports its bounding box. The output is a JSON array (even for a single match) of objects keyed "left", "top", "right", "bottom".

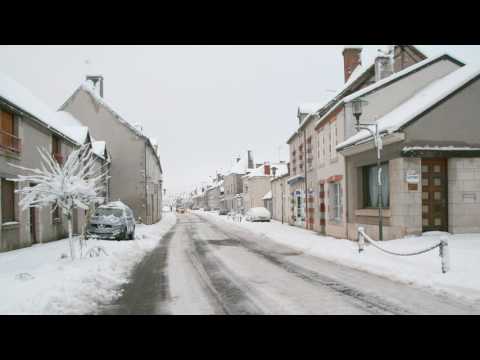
[{"left": 406, "top": 170, "right": 420, "bottom": 184}]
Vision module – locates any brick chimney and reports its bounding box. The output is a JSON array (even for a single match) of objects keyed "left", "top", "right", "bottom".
[
  {"left": 264, "top": 163, "right": 271, "bottom": 176},
  {"left": 342, "top": 46, "right": 362, "bottom": 83}
]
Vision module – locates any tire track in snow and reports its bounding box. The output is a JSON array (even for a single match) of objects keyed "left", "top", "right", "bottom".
[
  {"left": 99, "top": 225, "right": 176, "bottom": 315},
  {"left": 201, "top": 215, "right": 411, "bottom": 315},
  {"left": 184, "top": 220, "right": 265, "bottom": 315}
]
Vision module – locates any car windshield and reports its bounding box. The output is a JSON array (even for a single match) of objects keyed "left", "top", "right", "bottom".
[{"left": 94, "top": 208, "right": 123, "bottom": 217}]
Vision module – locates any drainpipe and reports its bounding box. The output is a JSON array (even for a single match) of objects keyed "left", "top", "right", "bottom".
[
  {"left": 303, "top": 128, "right": 308, "bottom": 229},
  {"left": 145, "top": 141, "right": 148, "bottom": 223}
]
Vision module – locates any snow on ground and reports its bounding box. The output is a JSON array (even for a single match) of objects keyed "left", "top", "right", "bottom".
[
  {"left": 198, "top": 211, "right": 480, "bottom": 303},
  {"left": 0, "top": 211, "right": 176, "bottom": 315}
]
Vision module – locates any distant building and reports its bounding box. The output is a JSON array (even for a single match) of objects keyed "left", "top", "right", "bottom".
[
  {"left": 223, "top": 150, "right": 255, "bottom": 213},
  {"left": 243, "top": 162, "right": 288, "bottom": 211}
]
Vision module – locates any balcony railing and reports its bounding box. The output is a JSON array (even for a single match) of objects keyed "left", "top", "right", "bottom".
[
  {"left": 0, "top": 130, "right": 21, "bottom": 153},
  {"left": 53, "top": 153, "right": 64, "bottom": 165}
]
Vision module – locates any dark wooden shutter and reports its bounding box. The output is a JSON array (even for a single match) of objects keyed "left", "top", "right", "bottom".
[
  {"left": 2, "top": 179, "right": 15, "bottom": 222},
  {"left": 1, "top": 109, "right": 14, "bottom": 149}
]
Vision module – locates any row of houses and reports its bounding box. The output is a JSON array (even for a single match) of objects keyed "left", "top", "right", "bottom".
[
  {"left": 193, "top": 45, "right": 480, "bottom": 241},
  {"left": 0, "top": 72, "right": 163, "bottom": 252},
  {"left": 190, "top": 150, "right": 289, "bottom": 217}
]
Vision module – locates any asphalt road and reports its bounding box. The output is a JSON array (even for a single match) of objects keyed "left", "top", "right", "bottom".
[{"left": 100, "top": 212, "right": 480, "bottom": 315}]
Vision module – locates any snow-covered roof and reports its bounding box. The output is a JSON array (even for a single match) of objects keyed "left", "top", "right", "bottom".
[
  {"left": 287, "top": 174, "right": 305, "bottom": 185},
  {"left": 0, "top": 70, "right": 87, "bottom": 146},
  {"left": 64, "top": 81, "right": 162, "bottom": 172},
  {"left": 92, "top": 140, "right": 107, "bottom": 160},
  {"left": 79, "top": 82, "right": 146, "bottom": 137},
  {"left": 101, "top": 200, "right": 130, "bottom": 210},
  {"left": 228, "top": 151, "right": 254, "bottom": 175},
  {"left": 272, "top": 163, "right": 289, "bottom": 177},
  {"left": 290, "top": 61, "right": 375, "bottom": 140},
  {"left": 337, "top": 64, "right": 480, "bottom": 150},
  {"left": 402, "top": 145, "right": 480, "bottom": 152},
  {"left": 314, "top": 53, "right": 460, "bottom": 132},
  {"left": 298, "top": 102, "right": 327, "bottom": 114},
  {"left": 245, "top": 163, "right": 288, "bottom": 179},
  {"left": 262, "top": 191, "right": 272, "bottom": 200},
  {"left": 52, "top": 111, "right": 90, "bottom": 145},
  {"left": 343, "top": 53, "right": 464, "bottom": 104}
]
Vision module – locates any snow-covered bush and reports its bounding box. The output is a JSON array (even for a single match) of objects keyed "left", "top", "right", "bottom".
[{"left": 9, "top": 145, "right": 109, "bottom": 260}]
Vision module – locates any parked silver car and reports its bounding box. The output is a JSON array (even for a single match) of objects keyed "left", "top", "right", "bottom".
[{"left": 87, "top": 201, "right": 136, "bottom": 240}]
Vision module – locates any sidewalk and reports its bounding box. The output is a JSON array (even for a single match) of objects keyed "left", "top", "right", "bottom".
[
  {"left": 199, "top": 211, "right": 480, "bottom": 303},
  {"left": 0, "top": 212, "right": 176, "bottom": 314}
]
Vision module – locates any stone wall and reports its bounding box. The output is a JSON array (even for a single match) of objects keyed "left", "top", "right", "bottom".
[{"left": 448, "top": 158, "right": 480, "bottom": 233}]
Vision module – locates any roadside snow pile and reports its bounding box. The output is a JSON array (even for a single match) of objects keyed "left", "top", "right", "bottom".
[
  {"left": 0, "top": 212, "right": 176, "bottom": 315},
  {"left": 198, "top": 211, "right": 480, "bottom": 302}
]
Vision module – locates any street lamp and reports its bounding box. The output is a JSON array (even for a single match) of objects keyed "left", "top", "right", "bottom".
[
  {"left": 351, "top": 98, "right": 385, "bottom": 241},
  {"left": 271, "top": 166, "right": 277, "bottom": 221}
]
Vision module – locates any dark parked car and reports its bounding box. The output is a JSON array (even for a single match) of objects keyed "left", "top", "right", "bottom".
[
  {"left": 218, "top": 209, "right": 228, "bottom": 215},
  {"left": 87, "top": 201, "right": 136, "bottom": 240}
]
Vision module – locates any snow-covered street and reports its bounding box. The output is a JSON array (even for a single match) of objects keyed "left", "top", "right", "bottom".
[
  {"left": 99, "top": 212, "right": 480, "bottom": 315},
  {"left": 200, "top": 211, "right": 480, "bottom": 303},
  {"left": 0, "top": 212, "right": 176, "bottom": 315}
]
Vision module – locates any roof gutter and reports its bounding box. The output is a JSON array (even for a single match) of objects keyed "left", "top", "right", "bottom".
[{"left": 338, "top": 132, "right": 405, "bottom": 156}]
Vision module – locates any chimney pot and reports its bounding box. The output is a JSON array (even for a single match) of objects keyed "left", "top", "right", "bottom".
[
  {"left": 264, "top": 163, "right": 271, "bottom": 176},
  {"left": 86, "top": 75, "right": 104, "bottom": 97},
  {"left": 375, "top": 55, "right": 393, "bottom": 82}
]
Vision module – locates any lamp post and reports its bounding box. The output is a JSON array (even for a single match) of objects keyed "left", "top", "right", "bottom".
[
  {"left": 271, "top": 166, "right": 277, "bottom": 220},
  {"left": 352, "top": 98, "right": 384, "bottom": 241}
]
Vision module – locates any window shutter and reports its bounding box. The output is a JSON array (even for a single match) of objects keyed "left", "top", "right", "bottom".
[{"left": 2, "top": 179, "right": 15, "bottom": 223}]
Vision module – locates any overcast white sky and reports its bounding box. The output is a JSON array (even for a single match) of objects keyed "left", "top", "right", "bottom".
[{"left": 1, "top": 45, "right": 480, "bottom": 196}]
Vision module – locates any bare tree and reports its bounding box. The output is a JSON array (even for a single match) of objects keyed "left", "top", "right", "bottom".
[{"left": 9, "top": 145, "right": 109, "bottom": 260}]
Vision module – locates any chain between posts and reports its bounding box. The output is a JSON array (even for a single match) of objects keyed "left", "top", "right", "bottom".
[{"left": 357, "top": 227, "right": 450, "bottom": 274}]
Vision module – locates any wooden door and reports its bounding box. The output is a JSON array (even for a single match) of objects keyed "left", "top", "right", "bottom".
[
  {"left": 30, "top": 207, "right": 37, "bottom": 244},
  {"left": 421, "top": 158, "right": 448, "bottom": 232}
]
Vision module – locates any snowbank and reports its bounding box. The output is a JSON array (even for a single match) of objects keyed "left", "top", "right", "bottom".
[
  {"left": 0, "top": 212, "right": 176, "bottom": 314},
  {"left": 198, "top": 211, "right": 480, "bottom": 302}
]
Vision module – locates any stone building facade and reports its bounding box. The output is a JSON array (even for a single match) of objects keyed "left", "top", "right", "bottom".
[
  {"left": 60, "top": 80, "right": 163, "bottom": 225},
  {"left": 338, "top": 55, "right": 479, "bottom": 240}
]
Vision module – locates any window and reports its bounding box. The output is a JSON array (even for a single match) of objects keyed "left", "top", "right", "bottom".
[
  {"left": 330, "top": 122, "right": 337, "bottom": 159},
  {"left": 362, "top": 163, "right": 390, "bottom": 208},
  {"left": 2, "top": 179, "right": 15, "bottom": 223},
  {"left": 0, "top": 109, "right": 20, "bottom": 152},
  {"left": 329, "top": 182, "right": 342, "bottom": 222},
  {"left": 318, "top": 131, "right": 324, "bottom": 163}
]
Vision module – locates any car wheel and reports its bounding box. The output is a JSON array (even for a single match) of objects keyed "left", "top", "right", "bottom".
[{"left": 119, "top": 228, "right": 127, "bottom": 241}]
